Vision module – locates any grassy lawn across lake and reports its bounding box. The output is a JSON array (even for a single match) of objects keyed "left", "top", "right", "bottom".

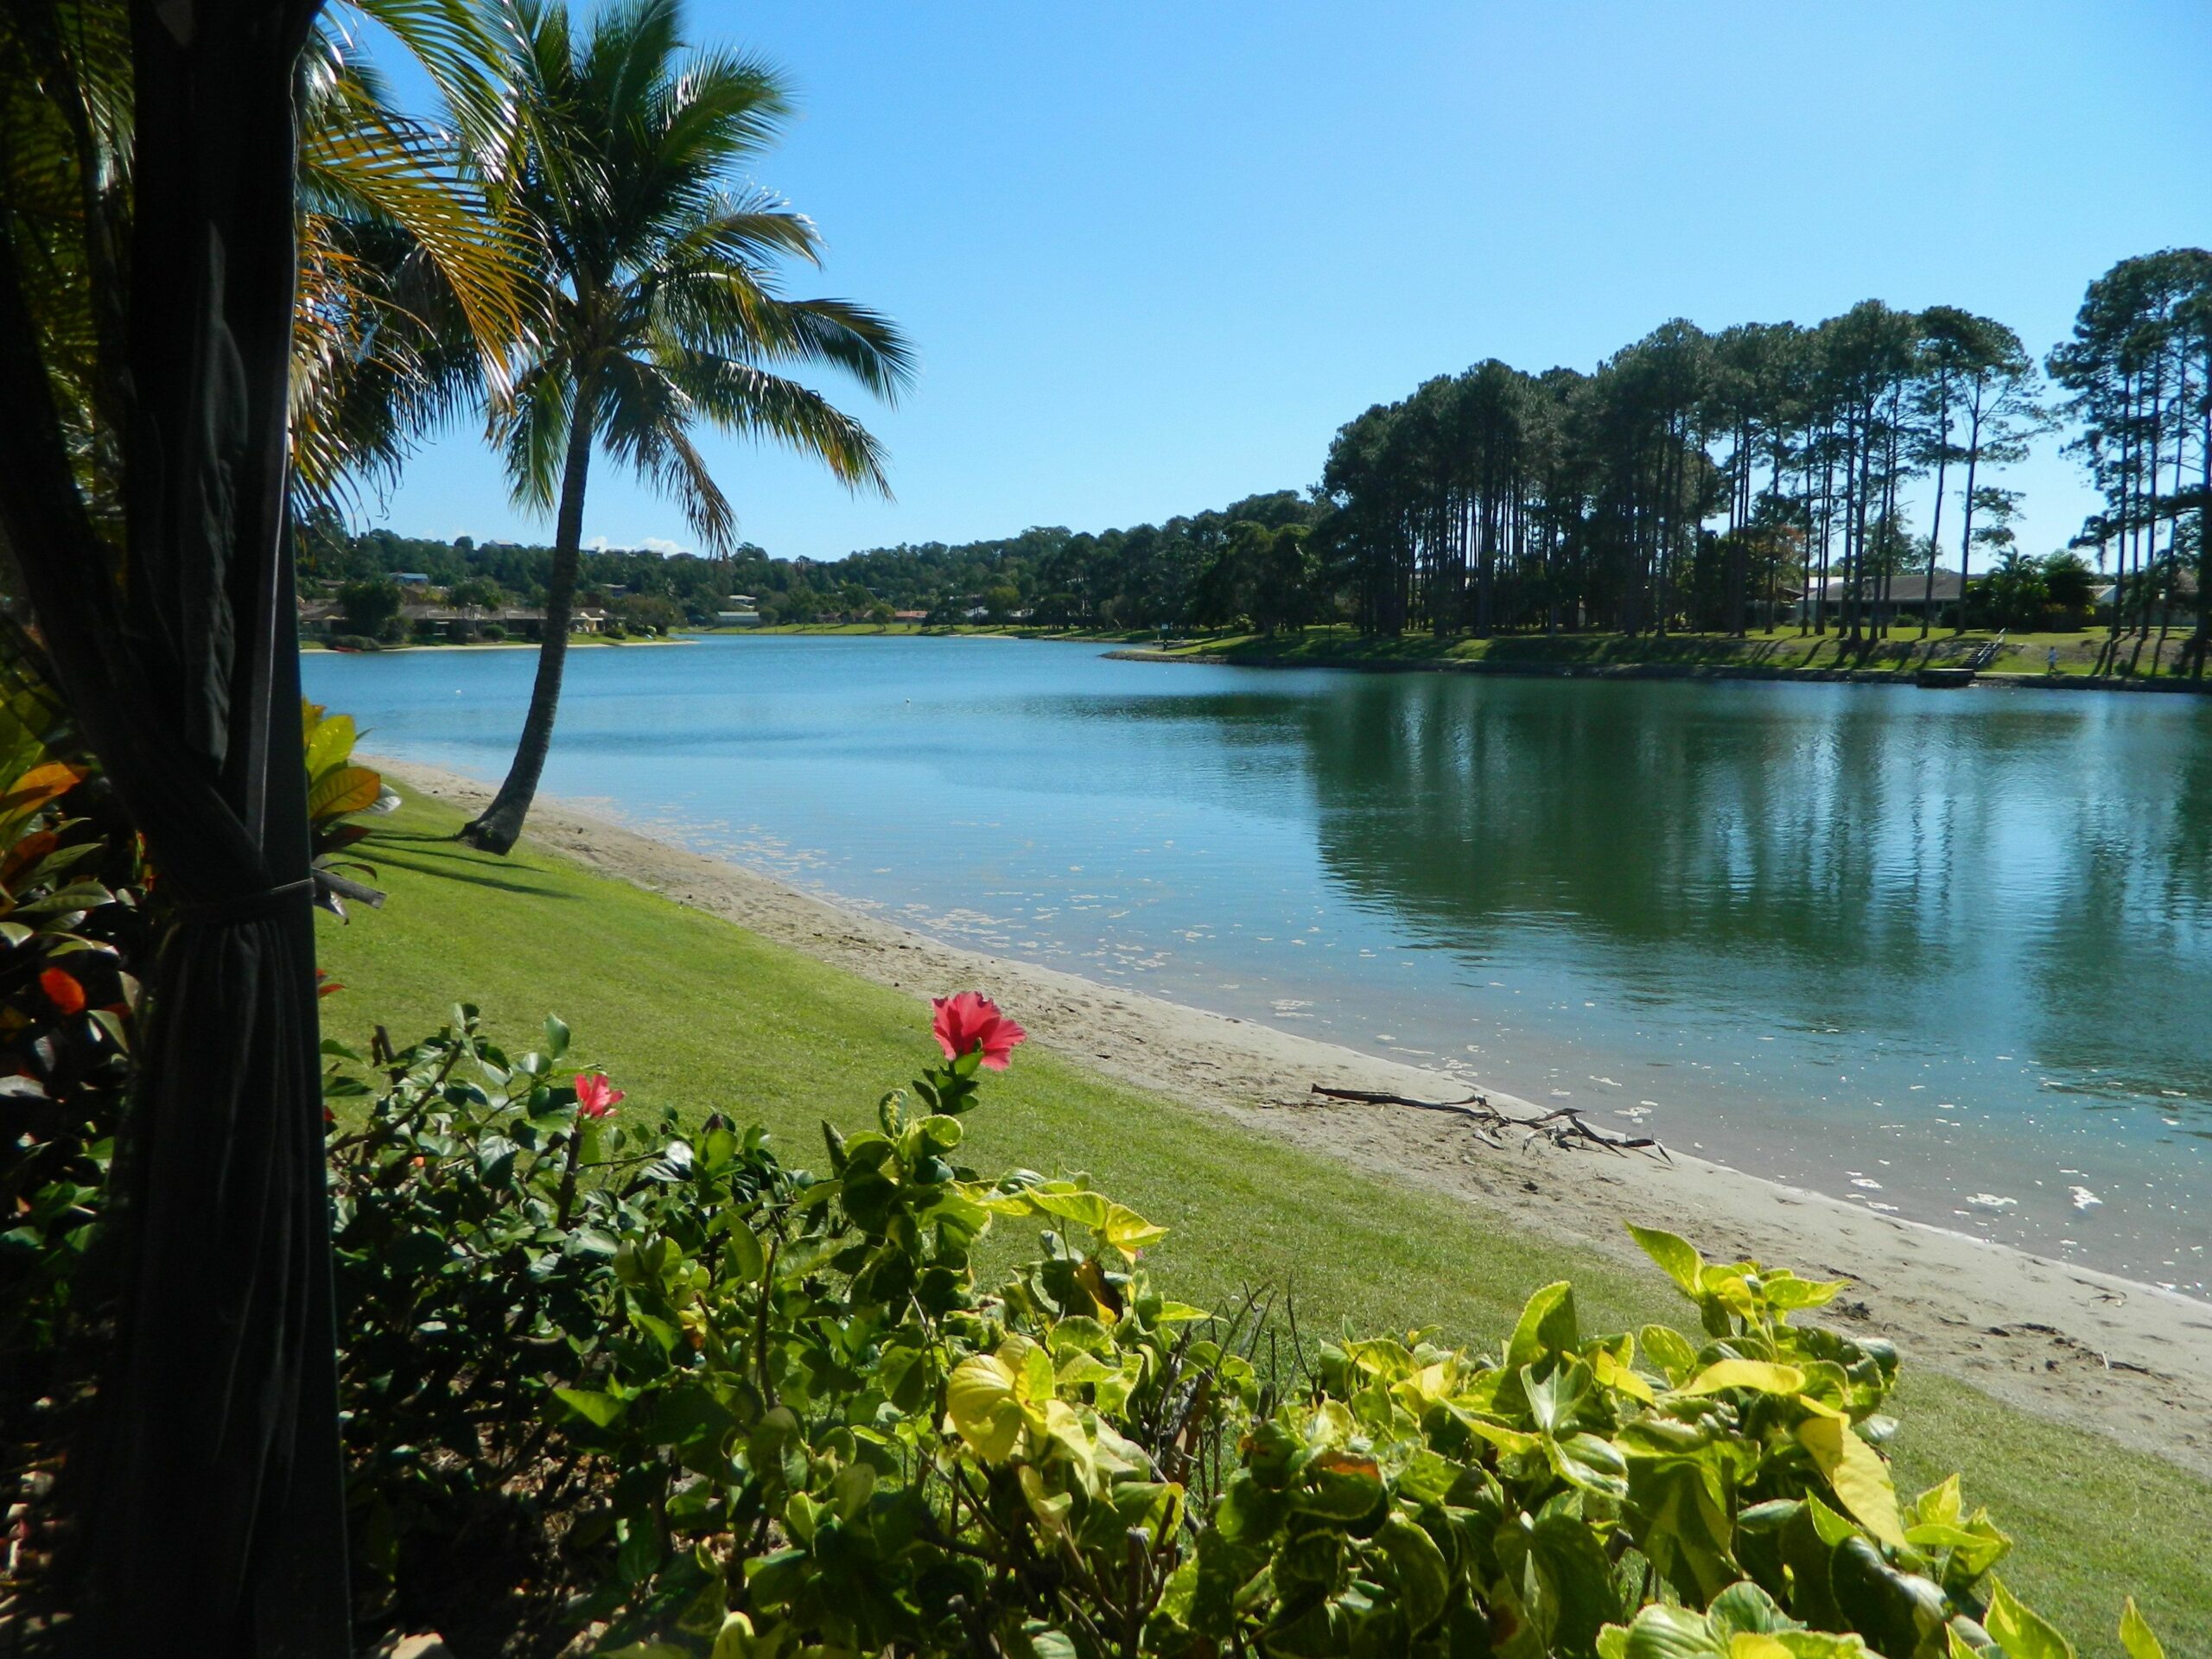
[
  {"left": 689, "top": 621, "right": 2209, "bottom": 686},
  {"left": 319, "top": 785, "right": 2212, "bottom": 1654}
]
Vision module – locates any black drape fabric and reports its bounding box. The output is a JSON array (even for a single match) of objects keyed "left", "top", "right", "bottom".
[{"left": 0, "top": 0, "right": 346, "bottom": 1653}]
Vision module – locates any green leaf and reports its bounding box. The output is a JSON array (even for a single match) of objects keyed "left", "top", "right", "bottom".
[
  {"left": 1985, "top": 1577, "right": 2074, "bottom": 1659},
  {"left": 1507, "top": 1281, "right": 1580, "bottom": 1370},
  {"left": 1499, "top": 1510, "right": 1622, "bottom": 1657},
  {"left": 2119, "top": 1599, "right": 2165, "bottom": 1659},
  {"left": 543, "top": 1014, "right": 569, "bottom": 1058},
  {"left": 1829, "top": 1538, "right": 1948, "bottom": 1659},
  {"left": 1293, "top": 1449, "right": 1385, "bottom": 1520},
  {"left": 723, "top": 1222, "right": 765, "bottom": 1282},
  {"left": 1376, "top": 1511, "right": 1452, "bottom": 1633},
  {"left": 554, "top": 1388, "right": 626, "bottom": 1428},
  {"left": 1796, "top": 1415, "right": 1905, "bottom": 1548},
  {"left": 1625, "top": 1450, "right": 1739, "bottom": 1606},
  {"left": 1627, "top": 1224, "right": 1705, "bottom": 1296},
  {"left": 1621, "top": 1604, "right": 1728, "bottom": 1658},
  {"left": 1638, "top": 1324, "right": 1700, "bottom": 1385},
  {"left": 1707, "top": 1581, "right": 1798, "bottom": 1638}
]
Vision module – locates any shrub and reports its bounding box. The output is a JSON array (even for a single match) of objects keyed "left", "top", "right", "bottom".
[
  {"left": 340, "top": 577, "right": 405, "bottom": 637},
  {"left": 0, "top": 689, "right": 149, "bottom": 1359},
  {"left": 0, "top": 677, "right": 153, "bottom": 1589},
  {"left": 315, "top": 1003, "right": 2164, "bottom": 1659},
  {"left": 480, "top": 622, "right": 509, "bottom": 641},
  {"left": 618, "top": 594, "right": 686, "bottom": 635},
  {"left": 327, "top": 632, "right": 384, "bottom": 652},
  {"left": 449, "top": 577, "right": 509, "bottom": 610}
]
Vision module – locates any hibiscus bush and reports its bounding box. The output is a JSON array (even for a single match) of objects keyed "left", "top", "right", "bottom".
[
  {"left": 317, "top": 996, "right": 2164, "bottom": 1659},
  {"left": 0, "top": 677, "right": 149, "bottom": 1384}
]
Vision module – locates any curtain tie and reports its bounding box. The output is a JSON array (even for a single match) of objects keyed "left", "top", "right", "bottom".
[{"left": 175, "top": 876, "right": 317, "bottom": 926}]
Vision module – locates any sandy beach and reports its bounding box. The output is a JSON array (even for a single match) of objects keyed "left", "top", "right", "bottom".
[{"left": 375, "top": 756, "right": 2212, "bottom": 1478}]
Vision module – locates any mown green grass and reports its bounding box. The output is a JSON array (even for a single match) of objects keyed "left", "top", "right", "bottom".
[
  {"left": 1147, "top": 624, "right": 2205, "bottom": 683},
  {"left": 691, "top": 621, "right": 2208, "bottom": 686},
  {"left": 319, "top": 786, "right": 2212, "bottom": 1653}
]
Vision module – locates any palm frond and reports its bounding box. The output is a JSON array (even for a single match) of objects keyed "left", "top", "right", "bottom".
[
  {"left": 493, "top": 357, "right": 578, "bottom": 510},
  {"left": 346, "top": 0, "right": 525, "bottom": 173},
  {"left": 594, "top": 350, "right": 736, "bottom": 550},
  {"left": 658, "top": 275, "right": 913, "bottom": 404},
  {"left": 658, "top": 350, "right": 893, "bottom": 494}
]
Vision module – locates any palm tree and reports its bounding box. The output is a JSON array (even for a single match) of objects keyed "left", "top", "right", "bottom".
[
  {"left": 459, "top": 0, "right": 913, "bottom": 853},
  {"left": 291, "top": 0, "right": 536, "bottom": 517}
]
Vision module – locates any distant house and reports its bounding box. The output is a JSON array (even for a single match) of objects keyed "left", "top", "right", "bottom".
[
  {"left": 2093, "top": 568, "right": 2197, "bottom": 614},
  {"left": 298, "top": 599, "right": 551, "bottom": 642},
  {"left": 892, "top": 609, "right": 928, "bottom": 623},
  {"left": 385, "top": 572, "right": 432, "bottom": 589},
  {"left": 715, "top": 610, "right": 760, "bottom": 626},
  {"left": 406, "top": 603, "right": 550, "bottom": 640},
  {"left": 1795, "top": 569, "right": 1965, "bottom": 621}
]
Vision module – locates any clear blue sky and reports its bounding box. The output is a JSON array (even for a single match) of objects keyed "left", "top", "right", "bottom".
[{"left": 369, "top": 0, "right": 2212, "bottom": 566}]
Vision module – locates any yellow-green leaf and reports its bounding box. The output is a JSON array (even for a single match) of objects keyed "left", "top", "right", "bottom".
[
  {"left": 1627, "top": 1224, "right": 1705, "bottom": 1296},
  {"left": 1592, "top": 1346, "right": 1656, "bottom": 1403},
  {"left": 1505, "top": 1281, "right": 1580, "bottom": 1369},
  {"left": 945, "top": 1353, "right": 1022, "bottom": 1462},
  {"left": 1985, "top": 1578, "right": 2073, "bottom": 1659},
  {"left": 1446, "top": 1407, "right": 1540, "bottom": 1459},
  {"left": 1913, "top": 1473, "right": 1962, "bottom": 1529},
  {"left": 1796, "top": 1416, "right": 1905, "bottom": 1548},
  {"left": 1681, "top": 1359, "right": 1806, "bottom": 1396},
  {"left": 711, "top": 1611, "right": 756, "bottom": 1659},
  {"left": 553, "top": 1387, "right": 626, "bottom": 1428},
  {"left": 304, "top": 709, "right": 358, "bottom": 779},
  {"left": 2120, "top": 1599, "right": 2164, "bottom": 1659},
  {"left": 307, "top": 763, "right": 383, "bottom": 822}
]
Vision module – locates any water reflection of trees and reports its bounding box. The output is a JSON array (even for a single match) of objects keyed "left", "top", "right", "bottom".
[{"left": 1274, "top": 677, "right": 2212, "bottom": 1090}]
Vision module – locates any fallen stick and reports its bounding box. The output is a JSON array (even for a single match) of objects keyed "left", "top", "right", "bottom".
[
  {"left": 1309, "top": 1084, "right": 1492, "bottom": 1115},
  {"left": 1307, "top": 1084, "right": 1670, "bottom": 1164}
]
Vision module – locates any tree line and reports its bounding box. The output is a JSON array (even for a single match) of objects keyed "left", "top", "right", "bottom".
[
  {"left": 335, "top": 251, "right": 2208, "bottom": 670},
  {"left": 1321, "top": 253, "right": 2208, "bottom": 665}
]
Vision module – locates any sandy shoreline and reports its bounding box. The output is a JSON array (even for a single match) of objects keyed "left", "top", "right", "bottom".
[{"left": 373, "top": 756, "right": 2212, "bottom": 1478}]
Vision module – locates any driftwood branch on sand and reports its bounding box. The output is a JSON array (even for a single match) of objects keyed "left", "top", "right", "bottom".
[{"left": 1306, "top": 1083, "right": 1671, "bottom": 1163}]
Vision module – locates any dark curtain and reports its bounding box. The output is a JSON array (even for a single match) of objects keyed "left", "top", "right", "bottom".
[{"left": 0, "top": 1, "right": 346, "bottom": 1654}]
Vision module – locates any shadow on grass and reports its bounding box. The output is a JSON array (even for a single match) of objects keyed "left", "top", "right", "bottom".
[{"left": 361, "top": 836, "right": 575, "bottom": 899}]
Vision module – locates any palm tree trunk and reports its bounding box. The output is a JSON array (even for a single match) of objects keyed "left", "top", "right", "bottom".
[{"left": 462, "top": 391, "right": 594, "bottom": 854}]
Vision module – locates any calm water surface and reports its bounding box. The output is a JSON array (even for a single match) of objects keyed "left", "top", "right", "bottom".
[{"left": 307, "top": 637, "right": 2212, "bottom": 1293}]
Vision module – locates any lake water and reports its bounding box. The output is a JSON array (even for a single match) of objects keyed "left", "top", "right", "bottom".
[{"left": 306, "top": 636, "right": 2212, "bottom": 1294}]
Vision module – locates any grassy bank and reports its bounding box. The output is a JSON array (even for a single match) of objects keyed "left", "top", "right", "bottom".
[
  {"left": 318, "top": 785, "right": 2212, "bottom": 1651},
  {"left": 1130, "top": 625, "right": 2210, "bottom": 685},
  {"left": 685, "top": 620, "right": 2209, "bottom": 688}
]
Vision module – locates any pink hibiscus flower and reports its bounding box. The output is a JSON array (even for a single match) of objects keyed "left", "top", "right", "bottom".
[
  {"left": 575, "top": 1071, "right": 625, "bottom": 1119},
  {"left": 931, "top": 992, "right": 1027, "bottom": 1071}
]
